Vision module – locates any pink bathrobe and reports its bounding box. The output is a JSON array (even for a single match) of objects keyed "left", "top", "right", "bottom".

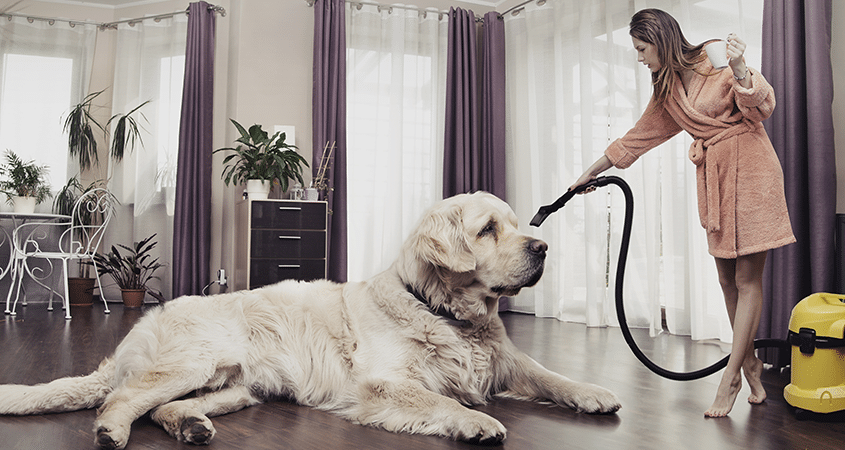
[{"left": 604, "top": 58, "right": 796, "bottom": 259}]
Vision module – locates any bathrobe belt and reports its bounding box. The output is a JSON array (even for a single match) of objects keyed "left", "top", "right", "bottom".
[{"left": 688, "top": 121, "right": 756, "bottom": 233}]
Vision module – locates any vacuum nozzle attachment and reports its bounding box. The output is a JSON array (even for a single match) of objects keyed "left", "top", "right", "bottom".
[{"left": 530, "top": 177, "right": 611, "bottom": 227}]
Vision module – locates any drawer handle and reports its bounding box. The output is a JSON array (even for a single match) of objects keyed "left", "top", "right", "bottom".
[
  {"left": 278, "top": 264, "right": 301, "bottom": 269},
  {"left": 278, "top": 206, "right": 302, "bottom": 211},
  {"left": 278, "top": 236, "right": 301, "bottom": 240}
]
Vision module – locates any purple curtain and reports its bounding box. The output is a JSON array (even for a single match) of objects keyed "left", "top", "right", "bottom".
[
  {"left": 443, "top": 7, "right": 479, "bottom": 197},
  {"left": 173, "top": 1, "right": 215, "bottom": 297},
  {"left": 759, "top": 0, "right": 835, "bottom": 363},
  {"left": 480, "top": 12, "right": 507, "bottom": 201},
  {"left": 312, "top": 0, "right": 347, "bottom": 282},
  {"left": 444, "top": 8, "right": 507, "bottom": 199}
]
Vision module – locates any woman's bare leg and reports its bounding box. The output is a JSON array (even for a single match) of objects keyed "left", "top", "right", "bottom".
[{"left": 706, "top": 251, "right": 767, "bottom": 417}]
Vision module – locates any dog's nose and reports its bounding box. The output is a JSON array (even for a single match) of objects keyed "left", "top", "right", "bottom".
[{"left": 528, "top": 239, "right": 548, "bottom": 255}]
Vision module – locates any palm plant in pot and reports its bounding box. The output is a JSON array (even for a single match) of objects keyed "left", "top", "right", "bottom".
[
  {"left": 64, "top": 88, "right": 150, "bottom": 171},
  {"left": 0, "top": 150, "right": 51, "bottom": 213},
  {"left": 107, "top": 99, "right": 151, "bottom": 164},
  {"left": 214, "top": 119, "right": 309, "bottom": 199},
  {"left": 90, "top": 233, "right": 166, "bottom": 308},
  {"left": 64, "top": 90, "right": 106, "bottom": 171}
]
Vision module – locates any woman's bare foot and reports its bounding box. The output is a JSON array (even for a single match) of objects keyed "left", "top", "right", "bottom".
[
  {"left": 743, "top": 356, "right": 767, "bottom": 404},
  {"left": 705, "top": 374, "right": 742, "bottom": 417}
]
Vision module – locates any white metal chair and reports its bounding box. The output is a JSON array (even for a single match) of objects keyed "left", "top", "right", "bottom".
[{"left": 10, "top": 188, "right": 115, "bottom": 319}]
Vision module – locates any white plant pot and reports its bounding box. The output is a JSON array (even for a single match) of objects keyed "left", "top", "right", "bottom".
[
  {"left": 12, "top": 196, "right": 36, "bottom": 214},
  {"left": 245, "top": 179, "right": 271, "bottom": 200}
]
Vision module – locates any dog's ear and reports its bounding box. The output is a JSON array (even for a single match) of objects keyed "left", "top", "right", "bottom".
[{"left": 410, "top": 203, "right": 476, "bottom": 273}]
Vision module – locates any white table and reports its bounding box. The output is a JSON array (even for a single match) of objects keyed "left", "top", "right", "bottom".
[{"left": 1, "top": 212, "right": 71, "bottom": 315}]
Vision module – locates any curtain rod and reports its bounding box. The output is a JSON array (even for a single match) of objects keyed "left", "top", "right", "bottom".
[
  {"left": 0, "top": 4, "right": 226, "bottom": 31},
  {"left": 1, "top": 12, "right": 101, "bottom": 28},
  {"left": 501, "top": 0, "right": 547, "bottom": 17},
  {"left": 305, "top": 0, "right": 482, "bottom": 22}
]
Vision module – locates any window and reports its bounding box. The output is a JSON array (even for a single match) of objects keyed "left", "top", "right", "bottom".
[
  {"left": 110, "top": 18, "right": 186, "bottom": 216},
  {"left": 154, "top": 55, "right": 184, "bottom": 201},
  {"left": 345, "top": 5, "right": 447, "bottom": 280},
  {"left": 0, "top": 17, "right": 96, "bottom": 201},
  {"left": 0, "top": 54, "right": 73, "bottom": 189}
]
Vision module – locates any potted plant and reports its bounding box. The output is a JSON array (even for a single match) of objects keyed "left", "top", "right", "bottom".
[
  {"left": 214, "top": 119, "right": 309, "bottom": 199},
  {"left": 107, "top": 100, "right": 151, "bottom": 163},
  {"left": 0, "top": 150, "right": 51, "bottom": 213},
  {"left": 53, "top": 176, "right": 117, "bottom": 305},
  {"left": 63, "top": 88, "right": 150, "bottom": 170},
  {"left": 64, "top": 90, "right": 106, "bottom": 171},
  {"left": 90, "top": 233, "right": 166, "bottom": 308}
]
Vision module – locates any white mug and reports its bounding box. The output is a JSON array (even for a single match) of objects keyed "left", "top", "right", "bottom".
[{"left": 704, "top": 40, "right": 729, "bottom": 69}]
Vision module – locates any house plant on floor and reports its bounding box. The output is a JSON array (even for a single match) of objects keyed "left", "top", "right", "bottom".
[
  {"left": 0, "top": 150, "right": 51, "bottom": 214},
  {"left": 214, "top": 119, "right": 309, "bottom": 199},
  {"left": 60, "top": 88, "right": 147, "bottom": 305},
  {"left": 90, "top": 233, "right": 165, "bottom": 308}
]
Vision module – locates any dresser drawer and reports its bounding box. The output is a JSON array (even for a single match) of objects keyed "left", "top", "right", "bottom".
[
  {"left": 250, "top": 229, "right": 326, "bottom": 259},
  {"left": 249, "top": 259, "right": 327, "bottom": 288},
  {"left": 251, "top": 201, "right": 327, "bottom": 229},
  {"left": 236, "top": 199, "right": 328, "bottom": 291}
]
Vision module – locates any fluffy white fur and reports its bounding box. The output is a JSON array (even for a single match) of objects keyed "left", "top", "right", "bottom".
[{"left": 0, "top": 192, "right": 620, "bottom": 449}]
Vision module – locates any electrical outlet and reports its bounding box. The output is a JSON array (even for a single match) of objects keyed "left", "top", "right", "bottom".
[{"left": 217, "top": 269, "right": 228, "bottom": 287}]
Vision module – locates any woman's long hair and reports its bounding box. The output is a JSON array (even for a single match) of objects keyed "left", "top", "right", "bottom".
[{"left": 629, "top": 9, "right": 709, "bottom": 104}]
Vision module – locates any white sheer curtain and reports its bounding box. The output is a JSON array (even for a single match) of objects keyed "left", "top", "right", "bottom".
[
  {"left": 0, "top": 15, "right": 97, "bottom": 205},
  {"left": 505, "top": 0, "right": 763, "bottom": 343},
  {"left": 345, "top": 4, "right": 448, "bottom": 281},
  {"left": 106, "top": 14, "right": 187, "bottom": 301}
]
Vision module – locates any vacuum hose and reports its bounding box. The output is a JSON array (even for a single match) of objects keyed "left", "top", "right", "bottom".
[{"left": 531, "top": 175, "right": 787, "bottom": 381}]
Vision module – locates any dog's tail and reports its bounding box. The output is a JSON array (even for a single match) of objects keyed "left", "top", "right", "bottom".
[{"left": 0, "top": 357, "right": 115, "bottom": 415}]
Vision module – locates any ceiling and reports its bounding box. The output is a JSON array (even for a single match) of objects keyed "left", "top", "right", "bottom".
[
  {"left": 20, "top": 0, "right": 510, "bottom": 10},
  {"left": 39, "top": 0, "right": 167, "bottom": 6},
  {"left": 66, "top": 0, "right": 508, "bottom": 7}
]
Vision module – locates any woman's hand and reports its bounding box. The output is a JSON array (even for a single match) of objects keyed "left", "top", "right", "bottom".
[
  {"left": 568, "top": 155, "right": 612, "bottom": 194},
  {"left": 726, "top": 33, "right": 750, "bottom": 86},
  {"left": 569, "top": 173, "right": 598, "bottom": 194},
  {"left": 726, "top": 33, "right": 746, "bottom": 63}
]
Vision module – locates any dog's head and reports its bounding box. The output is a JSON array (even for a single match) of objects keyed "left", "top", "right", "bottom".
[{"left": 398, "top": 192, "right": 547, "bottom": 322}]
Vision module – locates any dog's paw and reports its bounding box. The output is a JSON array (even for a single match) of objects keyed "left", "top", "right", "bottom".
[
  {"left": 453, "top": 410, "right": 507, "bottom": 445},
  {"left": 565, "top": 383, "right": 621, "bottom": 414},
  {"left": 179, "top": 416, "right": 216, "bottom": 445},
  {"left": 95, "top": 425, "right": 129, "bottom": 450}
]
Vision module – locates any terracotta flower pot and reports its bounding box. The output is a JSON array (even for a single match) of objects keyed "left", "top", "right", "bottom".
[
  {"left": 68, "top": 277, "right": 95, "bottom": 306},
  {"left": 120, "top": 289, "right": 146, "bottom": 308}
]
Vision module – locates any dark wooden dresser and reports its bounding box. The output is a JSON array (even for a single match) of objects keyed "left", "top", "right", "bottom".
[{"left": 235, "top": 199, "right": 327, "bottom": 290}]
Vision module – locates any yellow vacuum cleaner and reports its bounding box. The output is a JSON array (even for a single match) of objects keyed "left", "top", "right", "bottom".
[{"left": 784, "top": 293, "right": 845, "bottom": 415}]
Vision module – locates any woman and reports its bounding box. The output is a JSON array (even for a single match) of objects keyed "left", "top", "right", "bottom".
[{"left": 570, "top": 9, "right": 795, "bottom": 417}]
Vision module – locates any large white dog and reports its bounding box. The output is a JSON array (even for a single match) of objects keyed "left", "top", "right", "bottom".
[{"left": 0, "top": 192, "right": 620, "bottom": 449}]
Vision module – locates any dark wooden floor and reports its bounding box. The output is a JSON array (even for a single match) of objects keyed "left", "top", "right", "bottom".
[{"left": 1, "top": 302, "right": 843, "bottom": 450}]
